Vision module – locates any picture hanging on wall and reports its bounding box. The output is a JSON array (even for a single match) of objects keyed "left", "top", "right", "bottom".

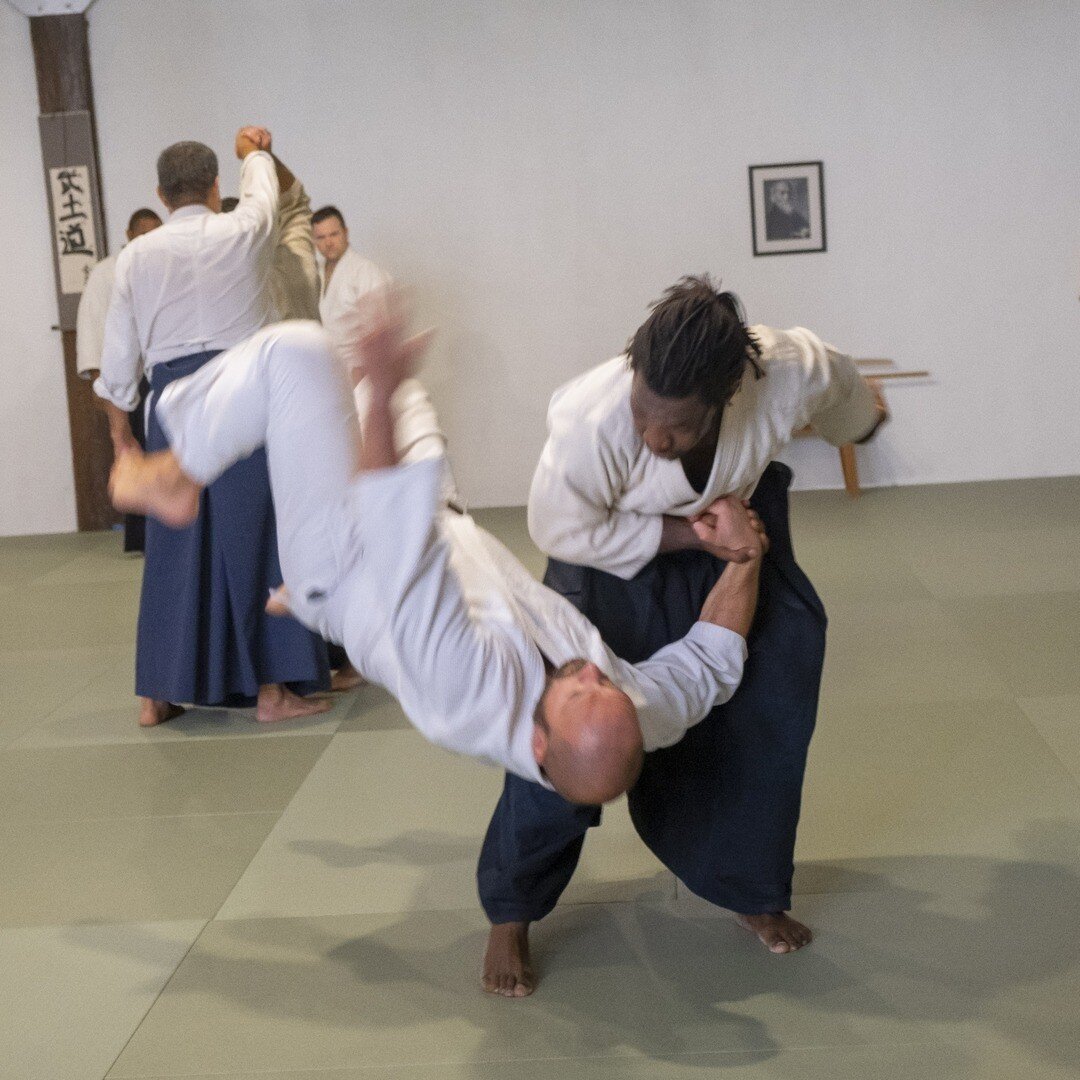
[{"left": 749, "top": 161, "right": 826, "bottom": 256}]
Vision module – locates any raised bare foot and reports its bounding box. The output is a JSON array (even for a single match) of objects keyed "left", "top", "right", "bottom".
[
  {"left": 331, "top": 661, "right": 367, "bottom": 692},
  {"left": 482, "top": 921, "right": 535, "bottom": 998},
  {"left": 734, "top": 911, "right": 813, "bottom": 954},
  {"left": 109, "top": 448, "right": 201, "bottom": 529},
  {"left": 255, "top": 684, "right": 332, "bottom": 723},
  {"left": 139, "top": 698, "right": 186, "bottom": 727}
]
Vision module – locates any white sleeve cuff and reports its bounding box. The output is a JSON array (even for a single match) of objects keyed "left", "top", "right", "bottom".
[
  {"left": 685, "top": 621, "right": 749, "bottom": 664},
  {"left": 92, "top": 373, "right": 139, "bottom": 412}
]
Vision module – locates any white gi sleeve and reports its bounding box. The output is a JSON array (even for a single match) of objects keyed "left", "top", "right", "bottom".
[
  {"left": 93, "top": 249, "right": 143, "bottom": 411},
  {"left": 528, "top": 398, "right": 662, "bottom": 581},
  {"left": 783, "top": 327, "right": 879, "bottom": 446},
  {"left": 75, "top": 257, "right": 114, "bottom": 378},
  {"left": 270, "top": 177, "right": 319, "bottom": 321},
  {"left": 228, "top": 150, "right": 279, "bottom": 250},
  {"left": 626, "top": 621, "right": 748, "bottom": 752}
]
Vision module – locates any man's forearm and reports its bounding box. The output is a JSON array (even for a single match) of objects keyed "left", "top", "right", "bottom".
[
  {"left": 358, "top": 386, "right": 400, "bottom": 473},
  {"left": 659, "top": 514, "right": 702, "bottom": 554},
  {"left": 699, "top": 558, "right": 761, "bottom": 640},
  {"left": 102, "top": 400, "right": 135, "bottom": 451}
]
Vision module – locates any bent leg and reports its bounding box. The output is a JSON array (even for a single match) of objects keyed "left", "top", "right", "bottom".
[
  {"left": 478, "top": 772, "right": 600, "bottom": 925},
  {"left": 478, "top": 772, "right": 599, "bottom": 997},
  {"left": 156, "top": 321, "right": 361, "bottom": 595}
]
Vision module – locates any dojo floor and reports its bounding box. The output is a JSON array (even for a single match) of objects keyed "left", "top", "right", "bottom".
[{"left": 1, "top": 476, "right": 1079, "bottom": 1080}]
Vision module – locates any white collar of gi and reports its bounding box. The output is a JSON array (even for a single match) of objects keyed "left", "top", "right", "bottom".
[{"left": 168, "top": 204, "right": 214, "bottom": 222}]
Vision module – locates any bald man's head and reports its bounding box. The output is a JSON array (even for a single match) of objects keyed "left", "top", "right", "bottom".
[{"left": 532, "top": 660, "right": 644, "bottom": 805}]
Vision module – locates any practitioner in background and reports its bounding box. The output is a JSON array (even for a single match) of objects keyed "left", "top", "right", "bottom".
[
  {"left": 94, "top": 126, "right": 330, "bottom": 727},
  {"left": 478, "top": 275, "right": 888, "bottom": 996},
  {"left": 312, "top": 205, "right": 390, "bottom": 375},
  {"left": 76, "top": 207, "right": 162, "bottom": 552}
]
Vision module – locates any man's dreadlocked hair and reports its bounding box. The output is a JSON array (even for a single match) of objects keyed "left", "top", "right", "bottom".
[{"left": 627, "top": 274, "right": 763, "bottom": 407}]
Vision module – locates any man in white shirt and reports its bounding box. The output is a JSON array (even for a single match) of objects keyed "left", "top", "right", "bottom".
[
  {"left": 94, "top": 127, "right": 331, "bottom": 728},
  {"left": 477, "top": 275, "right": 888, "bottom": 995},
  {"left": 77, "top": 207, "right": 162, "bottom": 552},
  {"left": 312, "top": 206, "right": 391, "bottom": 375},
  {"left": 107, "top": 310, "right": 764, "bottom": 807}
]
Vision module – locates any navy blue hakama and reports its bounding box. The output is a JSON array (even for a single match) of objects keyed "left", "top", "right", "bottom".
[
  {"left": 135, "top": 350, "right": 330, "bottom": 706},
  {"left": 477, "top": 462, "right": 826, "bottom": 920},
  {"left": 122, "top": 376, "right": 150, "bottom": 554}
]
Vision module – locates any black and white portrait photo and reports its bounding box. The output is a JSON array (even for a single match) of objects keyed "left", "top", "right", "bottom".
[{"left": 749, "top": 162, "right": 826, "bottom": 256}]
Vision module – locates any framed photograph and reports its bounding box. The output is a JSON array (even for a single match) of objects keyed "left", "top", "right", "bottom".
[{"left": 749, "top": 161, "right": 826, "bottom": 256}]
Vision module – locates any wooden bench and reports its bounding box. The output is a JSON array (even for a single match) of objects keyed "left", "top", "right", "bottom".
[{"left": 795, "top": 360, "right": 929, "bottom": 498}]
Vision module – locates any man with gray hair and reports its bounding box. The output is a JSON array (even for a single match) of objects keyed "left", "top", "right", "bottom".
[{"left": 94, "top": 127, "right": 331, "bottom": 728}]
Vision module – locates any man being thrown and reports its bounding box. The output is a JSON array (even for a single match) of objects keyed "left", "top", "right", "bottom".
[
  {"left": 109, "top": 303, "right": 767, "bottom": 816},
  {"left": 478, "top": 275, "right": 888, "bottom": 996}
]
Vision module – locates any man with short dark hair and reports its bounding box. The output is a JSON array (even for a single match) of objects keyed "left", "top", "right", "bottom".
[
  {"left": 94, "top": 126, "right": 331, "bottom": 728},
  {"left": 312, "top": 205, "right": 391, "bottom": 375},
  {"left": 478, "top": 274, "right": 888, "bottom": 996}
]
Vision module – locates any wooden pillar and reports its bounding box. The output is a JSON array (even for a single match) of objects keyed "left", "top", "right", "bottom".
[{"left": 29, "top": 12, "right": 117, "bottom": 531}]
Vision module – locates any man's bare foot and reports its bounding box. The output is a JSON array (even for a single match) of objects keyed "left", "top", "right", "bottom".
[
  {"left": 109, "top": 448, "right": 201, "bottom": 529},
  {"left": 255, "top": 684, "right": 332, "bottom": 723},
  {"left": 331, "top": 662, "right": 366, "bottom": 692},
  {"left": 139, "top": 698, "right": 186, "bottom": 727},
  {"left": 734, "top": 911, "right": 813, "bottom": 954},
  {"left": 482, "top": 921, "right": 535, "bottom": 998}
]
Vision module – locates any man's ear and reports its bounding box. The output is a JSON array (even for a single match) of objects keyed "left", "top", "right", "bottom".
[
  {"left": 156, "top": 185, "right": 170, "bottom": 212},
  {"left": 531, "top": 723, "right": 548, "bottom": 765}
]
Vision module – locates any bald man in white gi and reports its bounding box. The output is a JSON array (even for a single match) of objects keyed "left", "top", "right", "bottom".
[{"left": 110, "top": 308, "right": 766, "bottom": 816}]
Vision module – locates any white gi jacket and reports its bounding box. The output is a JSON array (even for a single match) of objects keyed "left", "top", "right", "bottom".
[
  {"left": 528, "top": 326, "right": 879, "bottom": 579},
  {"left": 94, "top": 150, "right": 279, "bottom": 411},
  {"left": 319, "top": 247, "right": 391, "bottom": 373},
  {"left": 74, "top": 254, "right": 117, "bottom": 378},
  {"left": 338, "top": 460, "right": 748, "bottom": 787}
]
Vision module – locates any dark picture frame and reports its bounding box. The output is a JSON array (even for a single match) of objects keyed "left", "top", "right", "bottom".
[{"left": 749, "top": 161, "right": 826, "bottom": 256}]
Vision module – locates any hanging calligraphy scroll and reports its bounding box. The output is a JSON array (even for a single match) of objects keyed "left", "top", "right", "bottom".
[{"left": 38, "top": 109, "right": 107, "bottom": 330}]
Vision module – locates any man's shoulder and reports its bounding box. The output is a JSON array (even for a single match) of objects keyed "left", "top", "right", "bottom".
[
  {"left": 341, "top": 247, "right": 390, "bottom": 286},
  {"left": 753, "top": 324, "right": 827, "bottom": 359},
  {"left": 84, "top": 253, "right": 117, "bottom": 289},
  {"left": 548, "top": 356, "right": 633, "bottom": 441}
]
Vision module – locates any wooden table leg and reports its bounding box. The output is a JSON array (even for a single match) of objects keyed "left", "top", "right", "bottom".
[{"left": 839, "top": 443, "right": 860, "bottom": 498}]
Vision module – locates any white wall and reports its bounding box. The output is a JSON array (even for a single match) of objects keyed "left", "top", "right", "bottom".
[
  {"left": 4, "top": 1, "right": 1079, "bottom": 532},
  {"left": 0, "top": 3, "right": 77, "bottom": 535}
]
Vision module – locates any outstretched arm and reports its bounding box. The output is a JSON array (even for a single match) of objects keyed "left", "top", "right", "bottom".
[{"left": 353, "top": 291, "right": 434, "bottom": 473}]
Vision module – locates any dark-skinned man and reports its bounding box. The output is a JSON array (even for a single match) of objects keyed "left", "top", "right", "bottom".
[{"left": 478, "top": 274, "right": 888, "bottom": 996}]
